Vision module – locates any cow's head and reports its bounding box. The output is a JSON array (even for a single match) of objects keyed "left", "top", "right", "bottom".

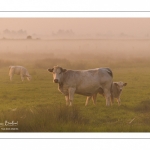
[
  {"left": 47, "top": 66, "right": 67, "bottom": 83},
  {"left": 27, "top": 75, "right": 32, "bottom": 81},
  {"left": 114, "top": 82, "right": 127, "bottom": 92}
]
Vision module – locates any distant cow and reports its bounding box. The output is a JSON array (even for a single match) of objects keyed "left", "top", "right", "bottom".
[
  {"left": 9, "top": 66, "right": 31, "bottom": 81},
  {"left": 47, "top": 66, "right": 113, "bottom": 106},
  {"left": 85, "top": 81, "right": 127, "bottom": 106}
]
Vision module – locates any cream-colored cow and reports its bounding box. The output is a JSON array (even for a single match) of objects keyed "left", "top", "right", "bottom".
[
  {"left": 9, "top": 66, "right": 31, "bottom": 81},
  {"left": 48, "top": 66, "right": 113, "bottom": 106}
]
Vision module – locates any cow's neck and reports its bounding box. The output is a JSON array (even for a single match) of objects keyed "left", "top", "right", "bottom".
[
  {"left": 58, "top": 73, "right": 64, "bottom": 88},
  {"left": 59, "top": 82, "right": 63, "bottom": 88},
  {"left": 59, "top": 73, "right": 65, "bottom": 84}
]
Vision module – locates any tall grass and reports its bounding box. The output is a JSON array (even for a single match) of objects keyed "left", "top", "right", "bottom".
[
  {"left": 1, "top": 103, "right": 150, "bottom": 132},
  {"left": 1, "top": 59, "right": 150, "bottom": 132},
  {"left": 0, "top": 104, "right": 89, "bottom": 132}
]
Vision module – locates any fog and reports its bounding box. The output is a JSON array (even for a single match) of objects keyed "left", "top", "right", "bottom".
[
  {"left": 1, "top": 18, "right": 150, "bottom": 69},
  {"left": 1, "top": 39, "right": 150, "bottom": 69},
  {"left": 1, "top": 18, "right": 150, "bottom": 37}
]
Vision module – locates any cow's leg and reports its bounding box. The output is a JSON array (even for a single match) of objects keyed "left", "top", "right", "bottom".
[
  {"left": 21, "top": 76, "right": 24, "bottom": 81},
  {"left": 111, "top": 95, "right": 114, "bottom": 104},
  {"left": 9, "top": 68, "right": 14, "bottom": 81},
  {"left": 68, "top": 87, "right": 76, "bottom": 106},
  {"left": 103, "top": 88, "right": 112, "bottom": 106},
  {"left": 85, "top": 96, "right": 92, "bottom": 106},
  {"left": 9, "top": 74, "right": 13, "bottom": 81},
  {"left": 110, "top": 82, "right": 114, "bottom": 104},
  {"left": 92, "top": 93, "right": 97, "bottom": 105},
  {"left": 65, "top": 95, "right": 69, "bottom": 106}
]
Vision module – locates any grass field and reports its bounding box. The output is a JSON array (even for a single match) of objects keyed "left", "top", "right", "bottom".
[{"left": 0, "top": 39, "right": 150, "bottom": 132}]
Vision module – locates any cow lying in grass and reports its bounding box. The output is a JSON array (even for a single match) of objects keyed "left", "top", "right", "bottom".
[
  {"left": 85, "top": 81, "right": 127, "bottom": 106},
  {"left": 9, "top": 66, "right": 31, "bottom": 81}
]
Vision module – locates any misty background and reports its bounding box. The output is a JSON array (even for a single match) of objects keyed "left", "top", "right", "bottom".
[
  {"left": 0, "top": 18, "right": 150, "bottom": 70},
  {"left": 0, "top": 18, "right": 150, "bottom": 40}
]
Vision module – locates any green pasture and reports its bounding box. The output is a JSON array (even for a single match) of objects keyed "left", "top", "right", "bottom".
[
  {"left": 0, "top": 60, "right": 150, "bottom": 132},
  {"left": 0, "top": 39, "right": 150, "bottom": 132}
]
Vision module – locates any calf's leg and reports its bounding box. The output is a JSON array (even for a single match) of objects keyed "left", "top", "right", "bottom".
[{"left": 117, "top": 97, "right": 121, "bottom": 106}]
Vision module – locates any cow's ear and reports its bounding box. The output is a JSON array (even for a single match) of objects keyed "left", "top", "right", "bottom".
[
  {"left": 114, "top": 82, "right": 118, "bottom": 86},
  {"left": 123, "top": 83, "right": 127, "bottom": 86},
  {"left": 62, "top": 68, "right": 67, "bottom": 72},
  {"left": 60, "top": 68, "right": 67, "bottom": 72},
  {"left": 47, "top": 68, "right": 54, "bottom": 72},
  {"left": 114, "top": 82, "right": 119, "bottom": 88}
]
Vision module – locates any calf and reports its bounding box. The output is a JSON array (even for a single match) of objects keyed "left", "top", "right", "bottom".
[
  {"left": 85, "top": 81, "right": 127, "bottom": 106},
  {"left": 9, "top": 66, "right": 31, "bottom": 81}
]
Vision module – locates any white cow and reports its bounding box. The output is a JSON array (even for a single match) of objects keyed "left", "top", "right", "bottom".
[
  {"left": 9, "top": 66, "right": 31, "bottom": 81},
  {"left": 85, "top": 81, "right": 127, "bottom": 106},
  {"left": 48, "top": 66, "right": 113, "bottom": 106}
]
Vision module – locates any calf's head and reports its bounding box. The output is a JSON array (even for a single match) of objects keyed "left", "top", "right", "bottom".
[
  {"left": 47, "top": 66, "right": 66, "bottom": 83},
  {"left": 114, "top": 81, "right": 127, "bottom": 92}
]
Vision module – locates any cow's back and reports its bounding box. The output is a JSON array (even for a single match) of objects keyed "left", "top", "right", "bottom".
[
  {"left": 97, "top": 68, "right": 113, "bottom": 83},
  {"left": 9, "top": 66, "right": 20, "bottom": 75},
  {"left": 9, "top": 66, "right": 27, "bottom": 75},
  {"left": 61, "top": 68, "right": 113, "bottom": 96},
  {"left": 16, "top": 66, "right": 22, "bottom": 74}
]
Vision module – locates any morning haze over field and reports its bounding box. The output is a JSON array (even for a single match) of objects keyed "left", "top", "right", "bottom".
[
  {"left": 0, "top": 18, "right": 150, "bottom": 68},
  {"left": 1, "top": 18, "right": 150, "bottom": 40},
  {"left": 1, "top": 18, "right": 150, "bottom": 132},
  {"left": 1, "top": 18, "right": 150, "bottom": 61}
]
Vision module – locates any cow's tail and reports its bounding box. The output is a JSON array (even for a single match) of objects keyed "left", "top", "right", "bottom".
[{"left": 104, "top": 68, "right": 113, "bottom": 103}]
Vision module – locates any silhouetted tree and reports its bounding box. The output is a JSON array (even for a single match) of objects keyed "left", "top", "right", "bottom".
[{"left": 26, "top": 35, "right": 32, "bottom": 40}]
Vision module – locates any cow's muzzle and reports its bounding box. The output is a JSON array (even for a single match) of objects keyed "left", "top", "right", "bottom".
[{"left": 54, "top": 79, "right": 59, "bottom": 83}]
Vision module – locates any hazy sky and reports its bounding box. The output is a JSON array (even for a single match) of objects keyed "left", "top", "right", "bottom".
[{"left": 0, "top": 18, "right": 150, "bottom": 36}]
